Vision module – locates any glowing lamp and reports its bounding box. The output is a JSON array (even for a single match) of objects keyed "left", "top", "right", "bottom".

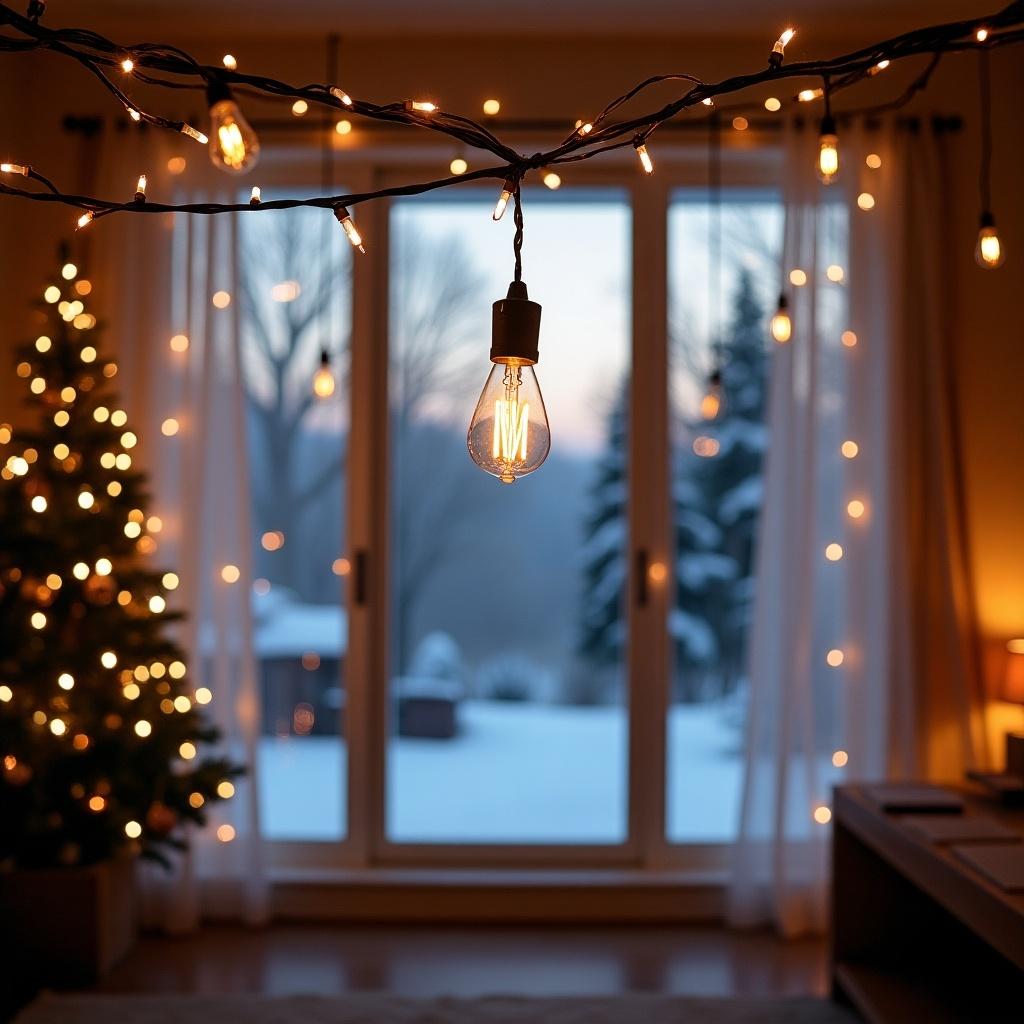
[{"left": 467, "top": 281, "right": 550, "bottom": 484}]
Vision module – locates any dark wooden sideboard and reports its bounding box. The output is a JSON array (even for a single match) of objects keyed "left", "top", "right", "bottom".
[{"left": 831, "top": 785, "right": 1024, "bottom": 1023}]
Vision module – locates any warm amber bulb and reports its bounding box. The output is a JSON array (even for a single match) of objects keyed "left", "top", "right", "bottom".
[
  {"left": 209, "top": 98, "right": 260, "bottom": 174},
  {"left": 817, "top": 134, "right": 839, "bottom": 184},
  {"left": 467, "top": 362, "right": 550, "bottom": 484},
  {"left": 975, "top": 224, "right": 1004, "bottom": 268},
  {"left": 313, "top": 362, "right": 336, "bottom": 399},
  {"left": 770, "top": 309, "right": 792, "bottom": 343},
  {"left": 700, "top": 376, "right": 724, "bottom": 420}
]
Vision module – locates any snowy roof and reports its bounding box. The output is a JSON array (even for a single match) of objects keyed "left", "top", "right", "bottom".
[{"left": 253, "top": 587, "right": 348, "bottom": 658}]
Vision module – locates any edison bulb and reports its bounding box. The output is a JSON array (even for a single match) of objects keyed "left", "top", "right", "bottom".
[
  {"left": 467, "top": 362, "right": 550, "bottom": 484},
  {"left": 975, "top": 215, "right": 1004, "bottom": 268},
  {"left": 207, "top": 84, "right": 260, "bottom": 174},
  {"left": 770, "top": 296, "right": 792, "bottom": 343},
  {"left": 312, "top": 350, "right": 336, "bottom": 398},
  {"left": 700, "top": 371, "right": 724, "bottom": 421},
  {"left": 817, "top": 118, "right": 839, "bottom": 185}
]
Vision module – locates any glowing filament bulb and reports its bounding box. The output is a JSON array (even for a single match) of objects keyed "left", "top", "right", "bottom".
[
  {"left": 128, "top": 108, "right": 142, "bottom": 122},
  {"left": 77, "top": 211, "right": 94, "bottom": 230},
  {"left": 313, "top": 350, "right": 336, "bottom": 398},
  {"left": 493, "top": 178, "right": 515, "bottom": 221},
  {"left": 770, "top": 294, "right": 792, "bottom": 343},
  {"left": 543, "top": 170, "right": 561, "bottom": 190},
  {"left": 330, "top": 87, "right": 354, "bottom": 107},
  {"left": 469, "top": 364, "right": 549, "bottom": 484},
  {"left": 222, "top": 54, "right": 237, "bottom": 70},
  {"left": 207, "top": 82, "right": 259, "bottom": 173},
  {"left": 868, "top": 59, "right": 891, "bottom": 75},
  {"left": 334, "top": 205, "right": 365, "bottom": 252},
  {"left": 121, "top": 57, "right": 134, "bottom": 73},
  {"left": 1, "top": 162, "right": 29, "bottom": 176},
  {"left": 135, "top": 174, "right": 147, "bottom": 200},
  {"left": 975, "top": 214, "right": 1004, "bottom": 268},
  {"left": 467, "top": 281, "right": 549, "bottom": 484},
  {"left": 635, "top": 142, "right": 654, "bottom": 174},
  {"left": 406, "top": 100, "right": 437, "bottom": 114},
  {"left": 701, "top": 370, "right": 724, "bottom": 420},
  {"left": 250, "top": 185, "right": 261, "bottom": 205},
  {"left": 817, "top": 116, "right": 839, "bottom": 184},
  {"left": 976, "top": 28, "right": 989, "bottom": 42},
  {"left": 798, "top": 88, "right": 824, "bottom": 102}
]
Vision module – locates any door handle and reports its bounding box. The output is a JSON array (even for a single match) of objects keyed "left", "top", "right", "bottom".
[{"left": 635, "top": 548, "right": 649, "bottom": 608}]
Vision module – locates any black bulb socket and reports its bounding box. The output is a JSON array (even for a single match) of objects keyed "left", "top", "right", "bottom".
[
  {"left": 490, "top": 280, "right": 541, "bottom": 365},
  {"left": 206, "top": 78, "right": 235, "bottom": 108}
]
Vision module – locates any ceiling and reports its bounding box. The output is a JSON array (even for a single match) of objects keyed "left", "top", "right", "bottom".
[{"left": 50, "top": 1, "right": 982, "bottom": 37}]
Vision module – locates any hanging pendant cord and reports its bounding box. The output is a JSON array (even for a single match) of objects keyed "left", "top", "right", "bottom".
[
  {"left": 512, "top": 183, "right": 524, "bottom": 283},
  {"left": 708, "top": 112, "right": 722, "bottom": 370},
  {"left": 318, "top": 33, "right": 338, "bottom": 356},
  {"left": 978, "top": 47, "right": 993, "bottom": 214}
]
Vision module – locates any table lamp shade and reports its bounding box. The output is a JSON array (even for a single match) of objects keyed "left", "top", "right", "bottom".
[{"left": 1004, "top": 642, "right": 1024, "bottom": 705}]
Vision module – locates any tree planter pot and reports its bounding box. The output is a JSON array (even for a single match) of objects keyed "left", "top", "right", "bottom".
[{"left": 0, "top": 855, "right": 137, "bottom": 989}]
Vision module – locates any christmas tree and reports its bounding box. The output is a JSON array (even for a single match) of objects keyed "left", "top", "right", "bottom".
[{"left": 0, "top": 256, "right": 241, "bottom": 869}]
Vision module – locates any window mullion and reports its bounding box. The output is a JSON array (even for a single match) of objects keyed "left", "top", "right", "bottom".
[
  {"left": 628, "top": 177, "right": 672, "bottom": 867},
  {"left": 344, "top": 168, "right": 391, "bottom": 867}
]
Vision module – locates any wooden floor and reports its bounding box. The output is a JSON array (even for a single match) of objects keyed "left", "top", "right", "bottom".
[{"left": 96, "top": 925, "right": 828, "bottom": 999}]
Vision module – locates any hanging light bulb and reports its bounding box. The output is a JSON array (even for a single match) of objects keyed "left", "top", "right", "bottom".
[
  {"left": 312, "top": 350, "right": 336, "bottom": 398},
  {"left": 134, "top": 174, "right": 147, "bottom": 202},
  {"left": 817, "top": 114, "right": 839, "bottom": 184},
  {"left": 770, "top": 293, "right": 792, "bottom": 343},
  {"left": 206, "top": 80, "right": 260, "bottom": 174},
  {"left": 700, "top": 369, "right": 724, "bottom": 421},
  {"left": 467, "top": 281, "right": 550, "bottom": 484},
  {"left": 975, "top": 212, "right": 1004, "bottom": 268}
]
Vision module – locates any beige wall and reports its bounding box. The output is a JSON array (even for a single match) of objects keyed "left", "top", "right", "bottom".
[{"left": 1, "top": 25, "right": 1022, "bottom": 694}]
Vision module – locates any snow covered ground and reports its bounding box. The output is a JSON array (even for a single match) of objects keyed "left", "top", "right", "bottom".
[{"left": 258, "top": 700, "right": 744, "bottom": 843}]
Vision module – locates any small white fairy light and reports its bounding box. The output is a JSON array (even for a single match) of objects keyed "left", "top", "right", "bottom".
[{"left": 333, "top": 206, "right": 365, "bottom": 253}]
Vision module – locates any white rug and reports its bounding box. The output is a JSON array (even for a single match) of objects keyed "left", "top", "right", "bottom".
[{"left": 17, "top": 993, "right": 859, "bottom": 1023}]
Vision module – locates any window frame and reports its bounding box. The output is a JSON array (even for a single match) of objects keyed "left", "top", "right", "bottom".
[{"left": 256, "top": 141, "right": 783, "bottom": 877}]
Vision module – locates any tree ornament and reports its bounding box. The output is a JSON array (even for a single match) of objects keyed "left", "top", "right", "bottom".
[{"left": 145, "top": 801, "right": 177, "bottom": 838}]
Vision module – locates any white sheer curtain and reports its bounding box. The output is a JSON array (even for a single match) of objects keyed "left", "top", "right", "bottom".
[
  {"left": 727, "top": 116, "right": 981, "bottom": 936},
  {"left": 91, "top": 132, "right": 267, "bottom": 929}
]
